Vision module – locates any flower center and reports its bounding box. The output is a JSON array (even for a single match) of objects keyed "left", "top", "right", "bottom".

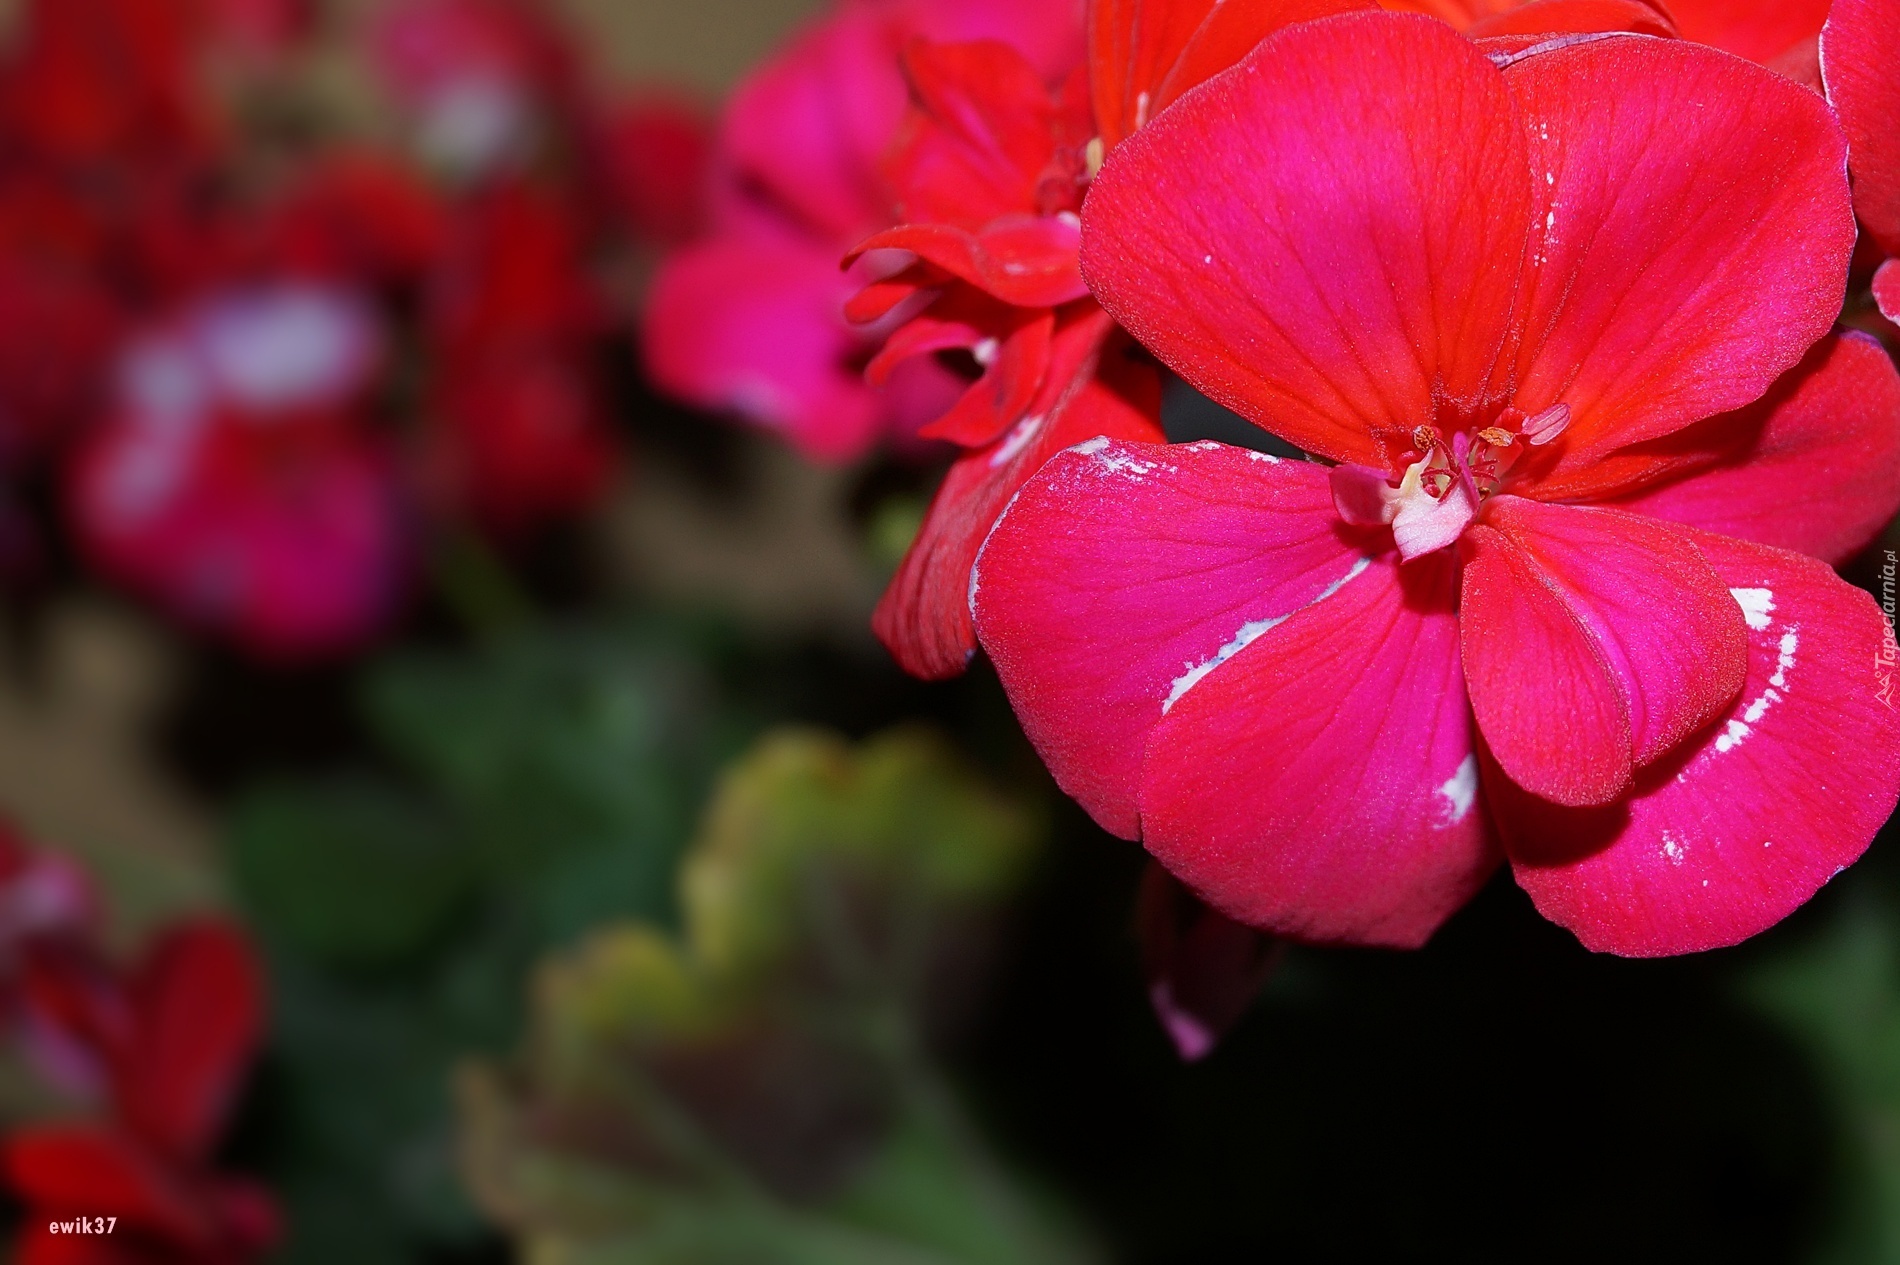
[{"left": 1330, "top": 403, "right": 1569, "bottom": 561}]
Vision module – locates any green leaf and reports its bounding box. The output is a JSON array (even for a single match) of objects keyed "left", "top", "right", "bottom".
[{"left": 229, "top": 776, "right": 471, "bottom": 968}]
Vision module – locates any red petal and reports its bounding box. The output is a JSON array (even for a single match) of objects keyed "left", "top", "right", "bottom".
[
  {"left": 1088, "top": 0, "right": 1370, "bottom": 149},
  {"left": 1462, "top": 500, "right": 1747, "bottom": 804},
  {"left": 1876, "top": 258, "right": 1900, "bottom": 325},
  {"left": 1495, "top": 530, "right": 1900, "bottom": 956},
  {"left": 972, "top": 439, "right": 1374, "bottom": 837},
  {"left": 1502, "top": 35, "right": 1854, "bottom": 482},
  {"left": 1459, "top": 522, "right": 1632, "bottom": 807},
  {"left": 886, "top": 39, "right": 1076, "bottom": 228},
  {"left": 1823, "top": 0, "right": 1900, "bottom": 255},
  {"left": 3, "top": 1127, "right": 213, "bottom": 1246},
  {"left": 916, "top": 309, "right": 1055, "bottom": 448},
  {"left": 1466, "top": 0, "right": 1675, "bottom": 37},
  {"left": 1612, "top": 333, "right": 1900, "bottom": 566},
  {"left": 1139, "top": 549, "right": 1500, "bottom": 948},
  {"left": 120, "top": 921, "right": 262, "bottom": 1161},
  {"left": 852, "top": 216, "right": 1087, "bottom": 308},
  {"left": 1668, "top": 0, "right": 1831, "bottom": 66},
  {"left": 1082, "top": 12, "right": 1530, "bottom": 466},
  {"left": 875, "top": 312, "right": 1162, "bottom": 680}
]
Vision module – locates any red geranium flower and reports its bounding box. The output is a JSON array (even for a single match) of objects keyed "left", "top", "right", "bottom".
[
  {"left": 973, "top": 14, "right": 1900, "bottom": 955},
  {"left": 641, "top": 0, "right": 1084, "bottom": 464},
  {"left": 5, "top": 921, "right": 276, "bottom": 1265}
]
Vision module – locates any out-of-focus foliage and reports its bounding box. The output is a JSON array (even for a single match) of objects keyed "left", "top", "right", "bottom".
[
  {"left": 457, "top": 726, "right": 1092, "bottom": 1265},
  {"left": 1747, "top": 885, "right": 1900, "bottom": 1265},
  {"left": 227, "top": 617, "right": 754, "bottom": 1264}
]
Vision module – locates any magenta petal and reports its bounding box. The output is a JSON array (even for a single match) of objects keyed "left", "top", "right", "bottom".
[
  {"left": 642, "top": 235, "right": 883, "bottom": 463},
  {"left": 1614, "top": 332, "right": 1900, "bottom": 567},
  {"left": 1503, "top": 35, "right": 1855, "bottom": 472},
  {"left": 1080, "top": 12, "right": 1531, "bottom": 466},
  {"left": 1875, "top": 258, "right": 1900, "bottom": 326},
  {"left": 1496, "top": 529, "right": 1900, "bottom": 957},
  {"left": 1136, "top": 861, "right": 1280, "bottom": 1063},
  {"left": 972, "top": 440, "right": 1369, "bottom": 838},
  {"left": 1137, "top": 549, "right": 1497, "bottom": 948},
  {"left": 1460, "top": 500, "right": 1747, "bottom": 805}
]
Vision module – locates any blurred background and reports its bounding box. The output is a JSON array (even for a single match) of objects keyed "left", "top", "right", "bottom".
[{"left": 0, "top": 1, "right": 1892, "bottom": 1263}]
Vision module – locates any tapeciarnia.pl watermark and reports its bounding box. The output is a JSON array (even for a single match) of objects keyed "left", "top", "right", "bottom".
[{"left": 1879, "top": 550, "right": 1898, "bottom": 710}]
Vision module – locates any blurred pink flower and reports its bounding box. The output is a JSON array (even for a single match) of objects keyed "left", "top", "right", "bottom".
[
  {"left": 641, "top": 0, "right": 1084, "bottom": 464},
  {"left": 69, "top": 285, "right": 407, "bottom": 660},
  {"left": 369, "top": 0, "right": 577, "bottom": 179}
]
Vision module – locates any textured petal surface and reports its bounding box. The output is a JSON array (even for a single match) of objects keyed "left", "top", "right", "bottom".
[
  {"left": 1669, "top": 0, "right": 1829, "bottom": 65},
  {"left": 854, "top": 217, "right": 1088, "bottom": 308},
  {"left": 1461, "top": 501, "right": 1749, "bottom": 804},
  {"left": 1081, "top": 12, "right": 1530, "bottom": 466},
  {"left": 1459, "top": 521, "right": 1633, "bottom": 807},
  {"left": 1824, "top": 0, "right": 1900, "bottom": 254},
  {"left": 875, "top": 314, "right": 1162, "bottom": 680},
  {"left": 973, "top": 439, "right": 1372, "bottom": 837},
  {"left": 1495, "top": 530, "right": 1900, "bottom": 956},
  {"left": 1139, "top": 549, "right": 1497, "bottom": 948},
  {"left": 1465, "top": 0, "right": 1674, "bottom": 37},
  {"left": 1613, "top": 333, "right": 1900, "bottom": 566},
  {"left": 1503, "top": 35, "right": 1854, "bottom": 480},
  {"left": 1089, "top": 0, "right": 1369, "bottom": 148}
]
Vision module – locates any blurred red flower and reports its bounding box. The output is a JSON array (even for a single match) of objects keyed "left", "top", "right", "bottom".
[{"left": 6, "top": 921, "right": 276, "bottom": 1265}]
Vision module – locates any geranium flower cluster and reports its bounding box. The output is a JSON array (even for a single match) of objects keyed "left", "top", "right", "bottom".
[
  {"left": 0, "top": 824, "right": 274, "bottom": 1265},
  {"left": 664, "top": 0, "right": 1900, "bottom": 960},
  {"left": 0, "top": 0, "right": 703, "bottom": 659}
]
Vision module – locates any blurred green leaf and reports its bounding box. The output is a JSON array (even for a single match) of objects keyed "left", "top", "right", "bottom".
[
  {"left": 1747, "top": 894, "right": 1900, "bottom": 1265},
  {"left": 458, "top": 726, "right": 1090, "bottom": 1265},
  {"left": 230, "top": 776, "right": 469, "bottom": 968}
]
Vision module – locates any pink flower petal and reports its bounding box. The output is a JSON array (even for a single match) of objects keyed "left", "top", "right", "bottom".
[
  {"left": 1502, "top": 34, "right": 1854, "bottom": 479},
  {"left": 1611, "top": 332, "right": 1900, "bottom": 566},
  {"left": 1876, "top": 257, "right": 1900, "bottom": 325},
  {"left": 1080, "top": 12, "right": 1531, "bottom": 467},
  {"left": 972, "top": 439, "right": 1374, "bottom": 838},
  {"left": 1829, "top": 0, "right": 1900, "bottom": 253},
  {"left": 1138, "top": 549, "right": 1498, "bottom": 948},
  {"left": 1460, "top": 500, "right": 1748, "bottom": 805},
  {"left": 1494, "top": 529, "right": 1900, "bottom": 956},
  {"left": 642, "top": 235, "right": 884, "bottom": 463},
  {"left": 1135, "top": 861, "right": 1280, "bottom": 1062},
  {"left": 1458, "top": 520, "right": 1633, "bottom": 807}
]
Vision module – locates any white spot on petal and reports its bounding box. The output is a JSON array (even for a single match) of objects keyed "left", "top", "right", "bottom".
[
  {"left": 1731, "top": 587, "right": 1775, "bottom": 631},
  {"left": 1437, "top": 755, "right": 1478, "bottom": 826},
  {"left": 1161, "top": 557, "right": 1370, "bottom": 713}
]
